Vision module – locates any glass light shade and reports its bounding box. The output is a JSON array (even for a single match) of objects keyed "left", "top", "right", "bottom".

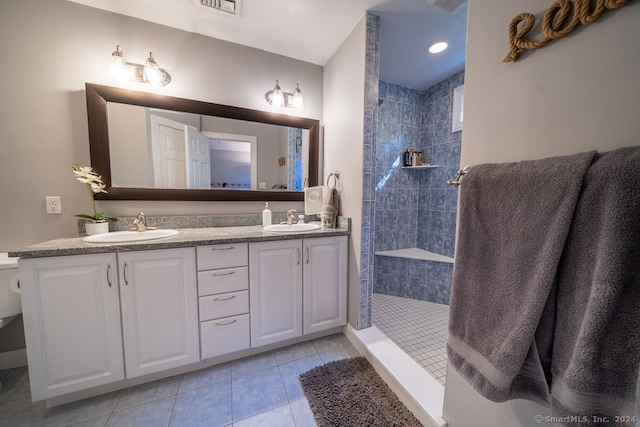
[
  {"left": 271, "top": 81, "right": 284, "bottom": 107},
  {"left": 291, "top": 84, "right": 303, "bottom": 108},
  {"left": 143, "top": 53, "right": 163, "bottom": 85},
  {"left": 109, "top": 53, "right": 128, "bottom": 80}
]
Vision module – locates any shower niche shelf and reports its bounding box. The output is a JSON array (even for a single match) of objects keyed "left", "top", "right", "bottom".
[{"left": 401, "top": 164, "right": 439, "bottom": 169}]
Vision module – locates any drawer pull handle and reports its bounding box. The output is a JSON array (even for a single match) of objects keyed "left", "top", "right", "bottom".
[
  {"left": 211, "top": 271, "right": 236, "bottom": 277},
  {"left": 210, "top": 246, "right": 235, "bottom": 251},
  {"left": 215, "top": 319, "right": 238, "bottom": 326},
  {"left": 213, "top": 295, "right": 236, "bottom": 301}
]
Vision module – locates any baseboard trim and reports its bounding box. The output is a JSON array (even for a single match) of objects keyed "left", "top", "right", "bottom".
[
  {"left": 0, "top": 348, "right": 27, "bottom": 370},
  {"left": 343, "top": 324, "right": 447, "bottom": 427}
]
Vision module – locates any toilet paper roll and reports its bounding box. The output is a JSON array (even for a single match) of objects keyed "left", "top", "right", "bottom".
[{"left": 10, "top": 275, "right": 20, "bottom": 294}]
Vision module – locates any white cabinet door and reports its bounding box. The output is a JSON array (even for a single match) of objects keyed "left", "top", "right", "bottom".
[
  {"left": 303, "top": 236, "right": 348, "bottom": 334},
  {"left": 249, "top": 240, "right": 303, "bottom": 347},
  {"left": 118, "top": 248, "right": 199, "bottom": 378},
  {"left": 19, "top": 253, "right": 124, "bottom": 401}
]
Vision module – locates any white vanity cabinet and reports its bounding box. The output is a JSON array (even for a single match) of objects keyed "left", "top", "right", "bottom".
[
  {"left": 17, "top": 229, "right": 349, "bottom": 403},
  {"left": 249, "top": 235, "right": 347, "bottom": 348},
  {"left": 303, "top": 235, "right": 348, "bottom": 334},
  {"left": 117, "top": 248, "right": 199, "bottom": 378},
  {"left": 19, "top": 247, "right": 199, "bottom": 401},
  {"left": 19, "top": 253, "right": 124, "bottom": 401},
  {"left": 196, "top": 243, "right": 250, "bottom": 359},
  {"left": 249, "top": 240, "right": 303, "bottom": 347}
]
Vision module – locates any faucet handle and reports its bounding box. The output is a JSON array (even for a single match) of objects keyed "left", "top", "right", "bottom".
[
  {"left": 133, "top": 212, "right": 147, "bottom": 231},
  {"left": 286, "top": 209, "right": 297, "bottom": 225}
]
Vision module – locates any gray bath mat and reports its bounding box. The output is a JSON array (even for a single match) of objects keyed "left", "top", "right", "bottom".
[{"left": 299, "top": 357, "right": 423, "bottom": 426}]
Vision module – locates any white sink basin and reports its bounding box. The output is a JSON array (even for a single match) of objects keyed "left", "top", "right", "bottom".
[
  {"left": 83, "top": 229, "right": 179, "bottom": 243},
  {"left": 264, "top": 223, "right": 321, "bottom": 233}
]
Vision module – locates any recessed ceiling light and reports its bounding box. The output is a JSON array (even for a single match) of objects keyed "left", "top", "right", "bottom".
[{"left": 427, "top": 41, "right": 448, "bottom": 54}]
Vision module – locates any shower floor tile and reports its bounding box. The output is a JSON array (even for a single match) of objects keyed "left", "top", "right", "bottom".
[{"left": 372, "top": 293, "right": 449, "bottom": 385}]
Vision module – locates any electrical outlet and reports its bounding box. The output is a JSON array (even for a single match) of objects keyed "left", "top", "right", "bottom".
[
  {"left": 46, "top": 196, "right": 62, "bottom": 214},
  {"left": 259, "top": 182, "right": 267, "bottom": 189}
]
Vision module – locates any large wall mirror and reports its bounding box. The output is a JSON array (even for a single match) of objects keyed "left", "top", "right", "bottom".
[{"left": 86, "top": 83, "right": 319, "bottom": 201}]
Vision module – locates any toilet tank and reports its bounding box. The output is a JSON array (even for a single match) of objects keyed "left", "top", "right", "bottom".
[{"left": 0, "top": 253, "right": 20, "bottom": 319}]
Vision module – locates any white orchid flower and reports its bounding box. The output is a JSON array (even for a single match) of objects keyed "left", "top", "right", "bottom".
[{"left": 72, "top": 163, "right": 117, "bottom": 222}]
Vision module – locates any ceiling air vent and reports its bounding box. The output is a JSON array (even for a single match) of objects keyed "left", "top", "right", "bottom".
[{"left": 197, "top": 0, "right": 240, "bottom": 17}]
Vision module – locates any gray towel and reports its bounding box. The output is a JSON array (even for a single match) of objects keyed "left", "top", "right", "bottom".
[
  {"left": 550, "top": 146, "right": 640, "bottom": 421},
  {"left": 447, "top": 150, "right": 597, "bottom": 404},
  {"left": 320, "top": 186, "right": 339, "bottom": 228}
]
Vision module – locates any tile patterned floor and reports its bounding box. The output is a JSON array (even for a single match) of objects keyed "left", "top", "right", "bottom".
[
  {"left": 0, "top": 334, "right": 359, "bottom": 427},
  {"left": 371, "top": 293, "right": 450, "bottom": 385}
]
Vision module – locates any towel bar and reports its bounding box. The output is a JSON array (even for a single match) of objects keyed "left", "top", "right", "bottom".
[{"left": 447, "top": 167, "right": 469, "bottom": 186}]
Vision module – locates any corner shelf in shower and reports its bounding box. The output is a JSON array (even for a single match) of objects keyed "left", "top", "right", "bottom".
[
  {"left": 375, "top": 248, "right": 454, "bottom": 264},
  {"left": 401, "top": 164, "right": 439, "bottom": 169}
]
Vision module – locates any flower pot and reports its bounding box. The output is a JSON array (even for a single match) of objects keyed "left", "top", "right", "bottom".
[{"left": 85, "top": 221, "right": 109, "bottom": 236}]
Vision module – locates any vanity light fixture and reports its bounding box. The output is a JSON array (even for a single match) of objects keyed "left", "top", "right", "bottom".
[
  {"left": 265, "top": 80, "right": 304, "bottom": 109},
  {"left": 109, "top": 45, "right": 172, "bottom": 86}
]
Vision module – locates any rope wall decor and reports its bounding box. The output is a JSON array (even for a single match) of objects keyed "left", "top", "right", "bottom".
[{"left": 503, "top": 0, "right": 634, "bottom": 63}]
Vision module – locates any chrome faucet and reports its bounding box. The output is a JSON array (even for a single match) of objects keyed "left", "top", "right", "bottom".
[
  {"left": 286, "top": 209, "right": 297, "bottom": 225},
  {"left": 130, "top": 212, "right": 148, "bottom": 232}
]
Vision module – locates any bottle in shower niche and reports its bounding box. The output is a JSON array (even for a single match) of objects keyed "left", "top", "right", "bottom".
[
  {"left": 403, "top": 148, "right": 413, "bottom": 166},
  {"left": 262, "top": 202, "right": 272, "bottom": 226}
]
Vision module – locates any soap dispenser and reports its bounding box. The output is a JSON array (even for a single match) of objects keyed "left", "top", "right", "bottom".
[{"left": 262, "top": 202, "right": 272, "bottom": 226}]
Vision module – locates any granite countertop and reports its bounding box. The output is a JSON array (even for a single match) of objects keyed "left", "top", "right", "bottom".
[{"left": 10, "top": 216, "right": 350, "bottom": 259}]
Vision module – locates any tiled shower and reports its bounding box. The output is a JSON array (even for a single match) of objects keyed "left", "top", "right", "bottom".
[
  {"left": 370, "top": 72, "right": 464, "bottom": 385},
  {"left": 373, "top": 71, "right": 464, "bottom": 305},
  {"left": 360, "top": 12, "right": 463, "bottom": 384}
]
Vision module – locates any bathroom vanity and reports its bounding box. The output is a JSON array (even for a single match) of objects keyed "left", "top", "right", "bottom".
[{"left": 10, "top": 221, "right": 349, "bottom": 404}]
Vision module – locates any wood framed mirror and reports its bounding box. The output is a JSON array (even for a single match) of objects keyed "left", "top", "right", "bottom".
[{"left": 85, "top": 83, "right": 320, "bottom": 201}]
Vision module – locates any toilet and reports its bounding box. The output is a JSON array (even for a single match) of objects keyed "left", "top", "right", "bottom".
[
  {"left": 0, "top": 253, "right": 20, "bottom": 389},
  {"left": 0, "top": 253, "right": 21, "bottom": 324}
]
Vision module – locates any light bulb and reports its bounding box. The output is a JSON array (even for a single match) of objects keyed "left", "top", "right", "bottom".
[
  {"left": 109, "top": 46, "right": 128, "bottom": 80},
  {"left": 271, "top": 80, "right": 284, "bottom": 107},
  {"left": 292, "top": 83, "right": 304, "bottom": 108},
  {"left": 427, "top": 41, "right": 448, "bottom": 54},
  {"left": 143, "top": 52, "right": 163, "bottom": 85}
]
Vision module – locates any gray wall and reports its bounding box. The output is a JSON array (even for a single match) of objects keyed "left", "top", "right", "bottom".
[
  {"left": 0, "top": 0, "right": 323, "bottom": 252},
  {"left": 443, "top": 0, "right": 640, "bottom": 425},
  {"left": 323, "top": 14, "right": 368, "bottom": 329}
]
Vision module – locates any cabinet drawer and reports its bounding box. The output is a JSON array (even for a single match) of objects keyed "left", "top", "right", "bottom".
[
  {"left": 198, "top": 266, "right": 248, "bottom": 296},
  {"left": 197, "top": 244, "right": 248, "bottom": 270},
  {"left": 199, "top": 290, "right": 249, "bottom": 321},
  {"left": 200, "top": 314, "right": 250, "bottom": 359}
]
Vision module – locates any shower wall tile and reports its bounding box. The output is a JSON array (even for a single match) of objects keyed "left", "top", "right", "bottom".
[
  {"left": 371, "top": 71, "right": 463, "bottom": 305},
  {"left": 360, "top": 12, "right": 380, "bottom": 329},
  {"left": 442, "top": 212, "right": 457, "bottom": 258},
  {"left": 401, "top": 104, "right": 422, "bottom": 128},
  {"left": 374, "top": 256, "right": 452, "bottom": 304},
  {"left": 444, "top": 187, "right": 459, "bottom": 215},
  {"left": 427, "top": 215, "right": 444, "bottom": 254}
]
